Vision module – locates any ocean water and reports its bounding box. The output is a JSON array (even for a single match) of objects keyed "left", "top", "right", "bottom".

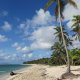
[{"left": 0, "top": 64, "right": 29, "bottom": 75}]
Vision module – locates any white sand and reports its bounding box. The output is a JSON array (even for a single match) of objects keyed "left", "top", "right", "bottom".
[
  {"left": 0, "top": 73, "right": 10, "bottom": 80},
  {"left": 1, "top": 65, "right": 80, "bottom": 80},
  {"left": 0, "top": 65, "right": 31, "bottom": 80},
  {"left": 46, "top": 65, "right": 80, "bottom": 80}
]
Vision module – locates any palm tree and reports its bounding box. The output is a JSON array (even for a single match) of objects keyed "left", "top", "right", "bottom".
[
  {"left": 51, "top": 42, "right": 64, "bottom": 53},
  {"left": 44, "top": 0, "right": 77, "bottom": 73},
  {"left": 72, "top": 15, "right": 80, "bottom": 41},
  {"left": 69, "top": 49, "right": 80, "bottom": 65},
  {"left": 51, "top": 42, "right": 66, "bottom": 65},
  {"left": 54, "top": 26, "right": 72, "bottom": 46}
]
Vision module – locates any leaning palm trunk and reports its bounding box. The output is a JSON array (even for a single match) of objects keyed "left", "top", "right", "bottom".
[{"left": 58, "top": 0, "right": 70, "bottom": 73}]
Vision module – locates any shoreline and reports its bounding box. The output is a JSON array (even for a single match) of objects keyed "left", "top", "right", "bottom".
[
  {"left": 1, "top": 64, "right": 80, "bottom": 80},
  {"left": 0, "top": 73, "right": 10, "bottom": 80},
  {"left": 0, "top": 64, "right": 32, "bottom": 80}
]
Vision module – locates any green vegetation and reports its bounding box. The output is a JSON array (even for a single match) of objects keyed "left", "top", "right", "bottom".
[
  {"left": 44, "top": 0, "right": 77, "bottom": 73},
  {"left": 72, "top": 15, "right": 80, "bottom": 41},
  {"left": 23, "top": 58, "right": 50, "bottom": 65},
  {"left": 24, "top": 0, "right": 80, "bottom": 74},
  {"left": 23, "top": 49, "right": 80, "bottom": 66},
  {"left": 69, "top": 49, "right": 80, "bottom": 65}
]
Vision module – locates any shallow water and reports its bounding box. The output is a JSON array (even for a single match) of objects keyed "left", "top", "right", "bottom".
[{"left": 0, "top": 64, "right": 29, "bottom": 75}]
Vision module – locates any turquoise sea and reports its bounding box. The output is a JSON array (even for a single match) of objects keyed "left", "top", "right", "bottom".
[{"left": 0, "top": 64, "right": 29, "bottom": 75}]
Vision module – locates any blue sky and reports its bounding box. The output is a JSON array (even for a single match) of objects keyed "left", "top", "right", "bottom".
[{"left": 0, "top": 0, "right": 80, "bottom": 64}]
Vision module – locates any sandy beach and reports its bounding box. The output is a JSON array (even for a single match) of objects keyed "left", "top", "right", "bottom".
[{"left": 1, "top": 64, "right": 80, "bottom": 80}]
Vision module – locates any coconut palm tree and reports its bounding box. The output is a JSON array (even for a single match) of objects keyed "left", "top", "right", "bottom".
[
  {"left": 54, "top": 26, "right": 72, "bottom": 46},
  {"left": 51, "top": 42, "right": 67, "bottom": 65},
  {"left": 72, "top": 15, "right": 80, "bottom": 41},
  {"left": 69, "top": 49, "right": 80, "bottom": 65},
  {"left": 51, "top": 42, "right": 64, "bottom": 53},
  {"left": 44, "top": 0, "right": 77, "bottom": 73}
]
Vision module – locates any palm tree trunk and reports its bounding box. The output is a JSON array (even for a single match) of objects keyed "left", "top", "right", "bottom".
[
  {"left": 72, "top": 59, "right": 73, "bottom": 65},
  {"left": 57, "top": 0, "right": 70, "bottom": 73}
]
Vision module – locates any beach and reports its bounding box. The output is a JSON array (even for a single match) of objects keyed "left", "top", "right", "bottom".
[{"left": 0, "top": 64, "right": 80, "bottom": 80}]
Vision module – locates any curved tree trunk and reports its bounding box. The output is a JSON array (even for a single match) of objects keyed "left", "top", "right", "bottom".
[{"left": 57, "top": 0, "right": 70, "bottom": 73}]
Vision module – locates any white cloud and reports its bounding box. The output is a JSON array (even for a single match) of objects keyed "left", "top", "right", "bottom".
[
  {"left": 0, "top": 50, "right": 17, "bottom": 61},
  {"left": 18, "top": 9, "right": 55, "bottom": 37},
  {"left": 63, "top": 0, "right": 80, "bottom": 29},
  {"left": 16, "top": 9, "right": 57, "bottom": 50},
  {"left": 30, "top": 26, "right": 57, "bottom": 50},
  {"left": 0, "top": 34, "right": 8, "bottom": 42},
  {"left": 2, "top": 21, "right": 12, "bottom": 31},
  {"left": 12, "top": 42, "right": 19, "bottom": 48},
  {"left": 31, "top": 9, "right": 54, "bottom": 26},
  {"left": 72, "top": 40, "right": 80, "bottom": 49},
  {"left": 22, "top": 53, "right": 33, "bottom": 59},
  {"left": 21, "top": 46, "right": 30, "bottom": 53},
  {"left": 17, "top": 9, "right": 57, "bottom": 50},
  {"left": 12, "top": 42, "right": 31, "bottom": 53},
  {"left": 0, "top": 49, "right": 32, "bottom": 63},
  {"left": 13, "top": 26, "right": 57, "bottom": 51}
]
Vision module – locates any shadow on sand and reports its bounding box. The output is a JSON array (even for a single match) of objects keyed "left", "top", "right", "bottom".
[{"left": 59, "top": 68, "right": 80, "bottom": 80}]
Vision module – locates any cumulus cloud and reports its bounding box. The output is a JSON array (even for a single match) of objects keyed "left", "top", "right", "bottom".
[
  {"left": 63, "top": 0, "right": 80, "bottom": 29},
  {"left": 0, "top": 50, "right": 17, "bottom": 62},
  {"left": 0, "top": 49, "right": 33, "bottom": 64},
  {"left": 0, "top": 34, "right": 8, "bottom": 42},
  {"left": 16, "top": 9, "right": 57, "bottom": 51},
  {"left": 31, "top": 9, "right": 54, "bottom": 26},
  {"left": 18, "top": 9, "right": 55, "bottom": 37},
  {"left": 30, "top": 26, "right": 57, "bottom": 50},
  {"left": 12, "top": 26, "right": 57, "bottom": 53},
  {"left": 21, "top": 53, "right": 33, "bottom": 61},
  {"left": 21, "top": 46, "right": 30, "bottom": 53},
  {"left": 2, "top": 21, "right": 12, "bottom": 31},
  {"left": 12, "top": 42, "right": 31, "bottom": 53}
]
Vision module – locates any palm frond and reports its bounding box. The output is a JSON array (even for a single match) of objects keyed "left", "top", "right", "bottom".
[
  {"left": 72, "top": 22, "right": 78, "bottom": 27},
  {"left": 44, "top": 0, "right": 55, "bottom": 11},
  {"left": 68, "top": 0, "right": 77, "bottom": 8}
]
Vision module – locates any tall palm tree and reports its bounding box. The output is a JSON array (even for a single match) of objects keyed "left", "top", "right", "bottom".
[
  {"left": 44, "top": 0, "right": 77, "bottom": 73},
  {"left": 72, "top": 15, "right": 80, "bottom": 41}
]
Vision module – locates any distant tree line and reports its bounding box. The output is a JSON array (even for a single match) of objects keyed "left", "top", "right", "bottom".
[
  {"left": 23, "top": 58, "right": 50, "bottom": 65},
  {"left": 23, "top": 49, "right": 80, "bottom": 65}
]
